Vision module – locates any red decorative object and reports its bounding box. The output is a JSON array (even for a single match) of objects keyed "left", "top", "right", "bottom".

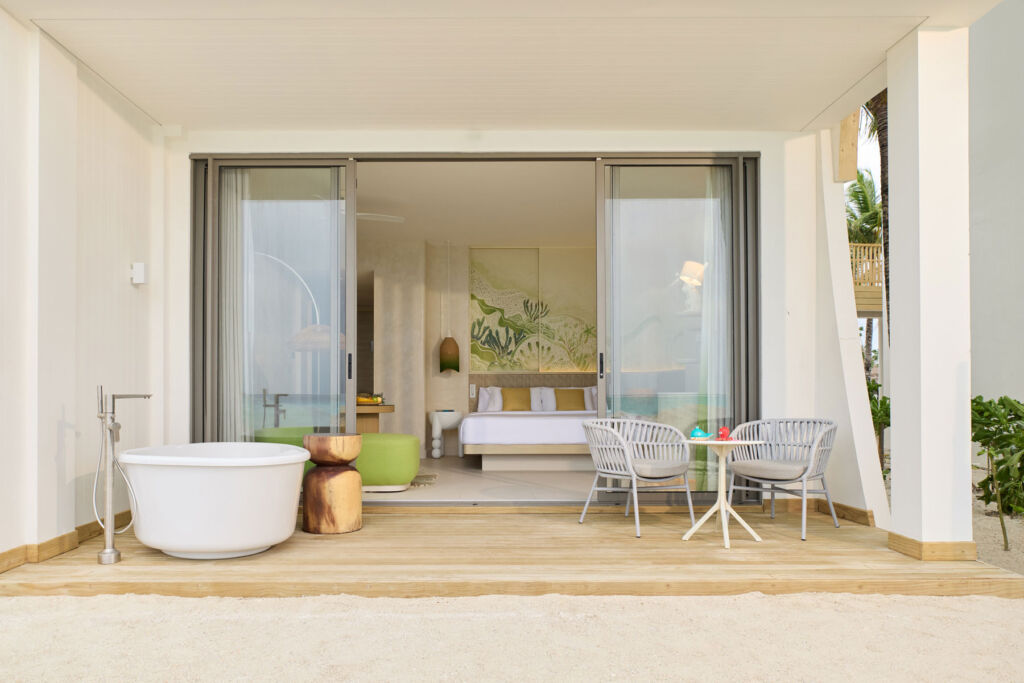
[{"left": 717, "top": 426, "right": 732, "bottom": 441}]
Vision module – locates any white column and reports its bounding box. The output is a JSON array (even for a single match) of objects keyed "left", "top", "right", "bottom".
[{"left": 887, "top": 29, "right": 973, "bottom": 550}]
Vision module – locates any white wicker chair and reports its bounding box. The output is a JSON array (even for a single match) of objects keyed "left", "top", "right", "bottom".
[
  {"left": 726, "top": 418, "right": 840, "bottom": 540},
  {"left": 580, "top": 418, "right": 696, "bottom": 537}
]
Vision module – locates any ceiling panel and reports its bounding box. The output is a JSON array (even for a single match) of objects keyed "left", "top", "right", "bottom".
[{"left": 35, "top": 16, "right": 922, "bottom": 130}]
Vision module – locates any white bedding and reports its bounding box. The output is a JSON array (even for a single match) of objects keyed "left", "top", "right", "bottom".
[{"left": 459, "top": 410, "right": 597, "bottom": 446}]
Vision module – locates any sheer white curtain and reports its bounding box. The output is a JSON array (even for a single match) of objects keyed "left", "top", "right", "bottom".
[
  {"left": 700, "top": 166, "right": 733, "bottom": 431},
  {"left": 218, "top": 168, "right": 253, "bottom": 441}
]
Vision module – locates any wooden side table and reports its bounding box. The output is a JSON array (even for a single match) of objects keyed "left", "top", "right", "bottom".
[
  {"left": 301, "top": 433, "right": 363, "bottom": 534},
  {"left": 354, "top": 404, "right": 395, "bottom": 433}
]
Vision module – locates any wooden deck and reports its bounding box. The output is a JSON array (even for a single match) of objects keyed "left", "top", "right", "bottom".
[{"left": 1, "top": 509, "right": 1021, "bottom": 598}]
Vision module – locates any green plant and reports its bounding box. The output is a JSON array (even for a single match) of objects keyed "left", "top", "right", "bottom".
[
  {"left": 971, "top": 395, "right": 1024, "bottom": 551},
  {"left": 866, "top": 380, "right": 890, "bottom": 473}
]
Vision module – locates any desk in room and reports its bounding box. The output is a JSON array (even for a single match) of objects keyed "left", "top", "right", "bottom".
[{"left": 355, "top": 404, "right": 395, "bottom": 434}]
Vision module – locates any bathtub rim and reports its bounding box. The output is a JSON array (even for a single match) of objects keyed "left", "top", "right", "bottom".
[{"left": 120, "top": 442, "right": 310, "bottom": 468}]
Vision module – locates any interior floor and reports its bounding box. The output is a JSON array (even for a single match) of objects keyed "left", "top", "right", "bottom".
[{"left": 363, "top": 455, "right": 597, "bottom": 505}]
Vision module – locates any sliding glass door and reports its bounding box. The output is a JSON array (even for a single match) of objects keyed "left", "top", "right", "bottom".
[
  {"left": 598, "top": 159, "right": 755, "bottom": 490},
  {"left": 199, "top": 161, "right": 357, "bottom": 440}
]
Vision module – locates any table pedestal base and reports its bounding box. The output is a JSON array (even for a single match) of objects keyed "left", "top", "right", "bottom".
[{"left": 681, "top": 441, "right": 763, "bottom": 549}]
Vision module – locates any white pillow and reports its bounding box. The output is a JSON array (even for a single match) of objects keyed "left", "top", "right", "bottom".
[
  {"left": 476, "top": 387, "right": 490, "bottom": 412},
  {"left": 584, "top": 386, "right": 597, "bottom": 411},
  {"left": 530, "top": 387, "right": 545, "bottom": 411},
  {"left": 538, "top": 387, "right": 557, "bottom": 411},
  {"left": 480, "top": 386, "right": 503, "bottom": 412}
]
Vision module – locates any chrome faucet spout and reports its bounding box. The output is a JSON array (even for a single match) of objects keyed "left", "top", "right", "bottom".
[{"left": 95, "top": 386, "right": 152, "bottom": 565}]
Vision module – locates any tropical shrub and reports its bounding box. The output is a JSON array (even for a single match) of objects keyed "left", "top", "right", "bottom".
[
  {"left": 867, "top": 380, "right": 890, "bottom": 472},
  {"left": 972, "top": 395, "right": 1024, "bottom": 513},
  {"left": 971, "top": 395, "right": 1024, "bottom": 551}
]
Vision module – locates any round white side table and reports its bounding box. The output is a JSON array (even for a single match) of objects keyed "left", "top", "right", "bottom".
[{"left": 429, "top": 411, "right": 463, "bottom": 458}]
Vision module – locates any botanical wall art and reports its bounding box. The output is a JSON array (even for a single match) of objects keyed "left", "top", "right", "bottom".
[{"left": 469, "top": 247, "right": 597, "bottom": 372}]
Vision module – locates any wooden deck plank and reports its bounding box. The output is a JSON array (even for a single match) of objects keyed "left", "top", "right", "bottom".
[{"left": 0, "top": 510, "right": 1020, "bottom": 598}]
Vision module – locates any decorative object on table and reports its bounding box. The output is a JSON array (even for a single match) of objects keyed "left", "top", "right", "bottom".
[
  {"left": 301, "top": 433, "right": 363, "bottom": 534},
  {"left": 430, "top": 410, "right": 464, "bottom": 458},
  {"left": 355, "top": 433, "right": 421, "bottom": 492},
  {"left": 357, "top": 392, "right": 385, "bottom": 405},
  {"left": 717, "top": 426, "right": 732, "bottom": 441},
  {"left": 439, "top": 241, "right": 460, "bottom": 373},
  {"left": 689, "top": 427, "right": 711, "bottom": 439}
]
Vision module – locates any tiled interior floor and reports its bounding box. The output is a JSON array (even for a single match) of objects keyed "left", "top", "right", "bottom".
[{"left": 362, "top": 455, "right": 598, "bottom": 505}]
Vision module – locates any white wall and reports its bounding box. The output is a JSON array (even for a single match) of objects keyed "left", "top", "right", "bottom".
[
  {"left": 425, "top": 242, "right": 470, "bottom": 452},
  {"left": 359, "top": 231, "right": 426, "bottom": 450},
  {"left": 73, "top": 68, "right": 164, "bottom": 525},
  {"left": 970, "top": 0, "right": 1024, "bottom": 403},
  {"left": 0, "top": 8, "right": 34, "bottom": 554},
  {"left": 0, "top": 17, "right": 164, "bottom": 553},
  {"left": 31, "top": 33, "right": 79, "bottom": 544}
]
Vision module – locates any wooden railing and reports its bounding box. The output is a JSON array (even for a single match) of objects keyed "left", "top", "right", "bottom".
[{"left": 850, "top": 243, "right": 883, "bottom": 288}]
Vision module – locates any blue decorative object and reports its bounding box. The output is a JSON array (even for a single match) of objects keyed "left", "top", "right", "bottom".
[{"left": 689, "top": 427, "right": 711, "bottom": 439}]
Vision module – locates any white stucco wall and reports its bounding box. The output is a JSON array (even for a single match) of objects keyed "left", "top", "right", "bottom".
[
  {"left": 0, "top": 18, "right": 164, "bottom": 553},
  {"left": 970, "top": 0, "right": 1024, "bottom": 403},
  {"left": 0, "top": 8, "right": 35, "bottom": 555}
]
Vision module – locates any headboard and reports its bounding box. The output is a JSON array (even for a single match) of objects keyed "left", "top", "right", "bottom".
[{"left": 469, "top": 373, "right": 598, "bottom": 412}]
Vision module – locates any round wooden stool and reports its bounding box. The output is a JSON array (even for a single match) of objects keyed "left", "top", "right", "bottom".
[{"left": 301, "top": 433, "right": 363, "bottom": 534}]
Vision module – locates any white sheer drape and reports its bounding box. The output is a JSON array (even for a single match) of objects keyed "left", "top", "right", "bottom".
[
  {"left": 700, "top": 167, "right": 733, "bottom": 431},
  {"left": 218, "top": 168, "right": 252, "bottom": 441}
]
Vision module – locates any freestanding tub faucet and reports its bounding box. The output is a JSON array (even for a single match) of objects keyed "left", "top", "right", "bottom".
[{"left": 95, "top": 385, "right": 152, "bottom": 565}]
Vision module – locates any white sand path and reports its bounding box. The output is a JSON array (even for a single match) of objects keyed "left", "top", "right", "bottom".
[{"left": 1, "top": 592, "right": 1022, "bottom": 681}]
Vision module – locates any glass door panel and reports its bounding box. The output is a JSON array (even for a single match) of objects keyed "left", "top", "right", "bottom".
[
  {"left": 215, "top": 164, "right": 355, "bottom": 440},
  {"left": 600, "top": 162, "right": 735, "bottom": 490}
]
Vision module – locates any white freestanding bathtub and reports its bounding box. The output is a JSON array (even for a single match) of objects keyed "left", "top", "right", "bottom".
[{"left": 119, "top": 442, "right": 308, "bottom": 559}]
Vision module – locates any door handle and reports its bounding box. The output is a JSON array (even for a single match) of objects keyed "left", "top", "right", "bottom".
[
  {"left": 598, "top": 352, "right": 605, "bottom": 379},
  {"left": 347, "top": 353, "right": 353, "bottom": 380}
]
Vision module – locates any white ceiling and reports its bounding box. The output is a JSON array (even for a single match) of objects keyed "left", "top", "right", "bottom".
[{"left": 3, "top": 1, "right": 1000, "bottom": 131}]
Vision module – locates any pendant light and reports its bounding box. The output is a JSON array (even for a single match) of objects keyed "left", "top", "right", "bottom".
[{"left": 439, "top": 241, "right": 460, "bottom": 372}]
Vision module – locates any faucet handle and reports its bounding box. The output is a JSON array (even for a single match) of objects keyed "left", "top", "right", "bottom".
[{"left": 110, "top": 421, "right": 122, "bottom": 443}]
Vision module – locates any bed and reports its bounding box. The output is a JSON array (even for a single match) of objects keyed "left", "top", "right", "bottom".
[
  {"left": 459, "top": 376, "right": 599, "bottom": 471},
  {"left": 459, "top": 410, "right": 597, "bottom": 452}
]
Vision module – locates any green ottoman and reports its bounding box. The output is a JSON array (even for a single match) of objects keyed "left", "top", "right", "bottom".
[{"left": 355, "top": 433, "right": 420, "bottom": 492}]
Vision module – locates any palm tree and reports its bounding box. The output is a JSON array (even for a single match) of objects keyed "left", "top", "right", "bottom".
[
  {"left": 847, "top": 169, "right": 881, "bottom": 375},
  {"left": 863, "top": 91, "right": 889, "bottom": 338}
]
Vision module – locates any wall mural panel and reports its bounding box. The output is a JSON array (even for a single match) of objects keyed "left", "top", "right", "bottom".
[{"left": 470, "top": 247, "right": 596, "bottom": 372}]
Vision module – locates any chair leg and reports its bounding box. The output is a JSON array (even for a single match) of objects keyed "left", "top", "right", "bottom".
[
  {"left": 684, "top": 478, "right": 696, "bottom": 527},
  {"left": 800, "top": 479, "right": 808, "bottom": 541},
  {"left": 631, "top": 478, "right": 641, "bottom": 538},
  {"left": 624, "top": 486, "right": 631, "bottom": 516},
  {"left": 822, "top": 477, "right": 840, "bottom": 528},
  {"left": 770, "top": 488, "right": 776, "bottom": 519},
  {"left": 579, "top": 473, "right": 599, "bottom": 524}
]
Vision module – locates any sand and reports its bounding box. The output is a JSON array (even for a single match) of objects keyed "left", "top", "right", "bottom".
[
  {"left": 1, "top": 592, "right": 1022, "bottom": 681},
  {"left": 973, "top": 499, "right": 1024, "bottom": 575}
]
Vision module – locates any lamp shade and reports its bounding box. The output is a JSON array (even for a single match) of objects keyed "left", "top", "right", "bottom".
[
  {"left": 440, "top": 336, "right": 460, "bottom": 372},
  {"left": 679, "top": 261, "right": 705, "bottom": 287}
]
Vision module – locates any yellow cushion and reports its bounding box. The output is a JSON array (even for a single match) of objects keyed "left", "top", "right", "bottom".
[
  {"left": 554, "top": 388, "right": 586, "bottom": 411},
  {"left": 501, "top": 387, "right": 531, "bottom": 411}
]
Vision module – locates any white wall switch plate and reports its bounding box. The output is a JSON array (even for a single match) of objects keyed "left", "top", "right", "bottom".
[
  {"left": 469, "top": 383, "right": 476, "bottom": 398},
  {"left": 130, "top": 262, "right": 146, "bottom": 285}
]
